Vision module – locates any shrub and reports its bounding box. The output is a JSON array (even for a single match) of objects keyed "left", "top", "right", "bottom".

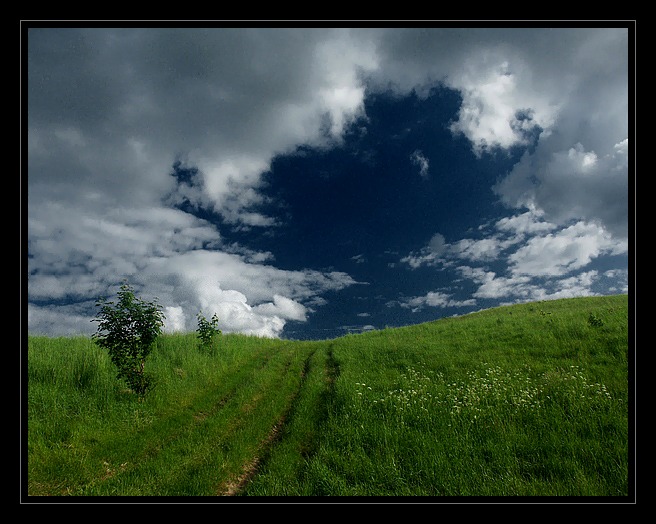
[
  {"left": 91, "top": 282, "right": 165, "bottom": 397},
  {"left": 197, "top": 311, "right": 221, "bottom": 352}
]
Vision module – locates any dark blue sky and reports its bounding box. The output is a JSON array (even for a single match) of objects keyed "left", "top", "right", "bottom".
[
  {"left": 240, "top": 90, "right": 496, "bottom": 337},
  {"left": 167, "top": 85, "right": 624, "bottom": 340},
  {"left": 27, "top": 27, "right": 630, "bottom": 339}
]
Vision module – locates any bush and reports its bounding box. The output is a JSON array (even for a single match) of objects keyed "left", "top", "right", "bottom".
[
  {"left": 197, "top": 312, "right": 221, "bottom": 352},
  {"left": 91, "top": 283, "right": 165, "bottom": 397}
]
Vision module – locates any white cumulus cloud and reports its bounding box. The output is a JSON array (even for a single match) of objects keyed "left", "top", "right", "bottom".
[{"left": 508, "top": 221, "right": 627, "bottom": 277}]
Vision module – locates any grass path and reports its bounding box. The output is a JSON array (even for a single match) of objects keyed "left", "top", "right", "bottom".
[
  {"left": 28, "top": 339, "right": 319, "bottom": 496},
  {"left": 219, "top": 345, "right": 319, "bottom": 495}
]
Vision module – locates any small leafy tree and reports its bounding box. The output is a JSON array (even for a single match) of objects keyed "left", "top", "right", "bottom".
[
  {"left": 196, "top": 311, "right": 221, "bottom": 352},
  {"left": 92, "top": 282, "right": 165, "bottom": 397}
]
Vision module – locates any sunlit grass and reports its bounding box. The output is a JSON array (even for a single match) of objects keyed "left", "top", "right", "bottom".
[
  {"left": 245, "top": 295, "right": 629, "bottom": 497},
  {"left": 27, "top": 294, "right": 629, "bottom": 498}
]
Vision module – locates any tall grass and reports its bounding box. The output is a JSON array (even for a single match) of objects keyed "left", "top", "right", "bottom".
[{"left": 26, "top": 295, "right": 630, "bottom": 498}]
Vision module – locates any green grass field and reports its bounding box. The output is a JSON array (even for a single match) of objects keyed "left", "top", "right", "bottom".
[{"left": 25, "top": 294, "right": 631, "bottom": 498}]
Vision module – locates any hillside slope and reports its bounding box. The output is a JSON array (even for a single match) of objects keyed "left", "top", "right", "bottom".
[
  {"left": 27, "top": 295, "right": 630, "bottom": 498},
  {"left": 246, "top": 294, "right": 630, "bottom": 496}
]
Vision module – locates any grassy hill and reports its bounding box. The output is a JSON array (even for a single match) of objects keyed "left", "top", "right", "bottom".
[{"left": 26, "top": 294, "right": 630, "bottom": 498}]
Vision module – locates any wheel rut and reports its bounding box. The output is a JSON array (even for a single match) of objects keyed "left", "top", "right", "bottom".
[{"left": 217, "top": 347, "right": 319, "bottom": 496}]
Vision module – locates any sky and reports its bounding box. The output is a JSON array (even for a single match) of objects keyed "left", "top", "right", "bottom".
[{"left": 25, "top": 24, "right": 633, "bottom": 340}]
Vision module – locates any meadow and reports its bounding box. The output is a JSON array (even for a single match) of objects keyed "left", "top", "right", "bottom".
[{"left": 25, "top": 294, "right": 630, "bottom": 498}]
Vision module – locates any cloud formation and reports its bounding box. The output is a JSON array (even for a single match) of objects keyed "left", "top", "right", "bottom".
[
  {"left": 369, "top": 27, "right": 629, "bottom": 237},
  {"left": 399, "top": 291, "right": 476, "bottom": 313},
  {"left": 401, "top": 209, "right": 628, "bottom": 306},
  {"left": 508, "top": 221, "right": 626, "bottom": 277},
  {"left": 410, "top": 150, "right": 430, "bottom": 179},
  {"left": 26, "top": 26, "right": 630, "bottom": 336},
  {"left": 27, "top": 28, "right": 376, "bottom": 336}
]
